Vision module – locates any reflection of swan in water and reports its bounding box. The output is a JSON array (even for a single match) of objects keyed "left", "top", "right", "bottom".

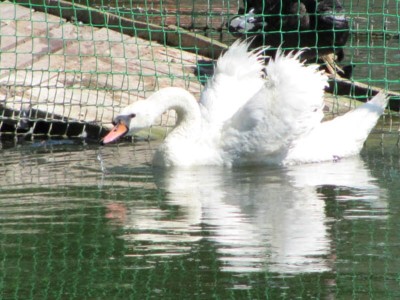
[{"left": 108, "top": 156, "right": 387, "bottom": 274}]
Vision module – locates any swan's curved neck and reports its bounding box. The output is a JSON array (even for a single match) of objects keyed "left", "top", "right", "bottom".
[{"left": 147, "top": 87, "right": 202, "bottom": 135}]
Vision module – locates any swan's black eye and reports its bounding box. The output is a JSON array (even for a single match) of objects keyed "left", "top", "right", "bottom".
[{"left": 112, "top": 114, "right": 134, "bottom": 126}]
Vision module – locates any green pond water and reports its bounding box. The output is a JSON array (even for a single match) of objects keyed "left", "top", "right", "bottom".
[{"left": 1, "top": 130, "right": 400, "bottom": 299}]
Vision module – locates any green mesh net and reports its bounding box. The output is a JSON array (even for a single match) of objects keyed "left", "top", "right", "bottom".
[{"left": 0, "top": 0, "right": 399, "bottom": 139}]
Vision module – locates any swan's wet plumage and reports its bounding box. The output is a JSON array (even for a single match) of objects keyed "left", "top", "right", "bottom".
[{"left": 102, "top": 40, "right": 388, "bottom": 167}]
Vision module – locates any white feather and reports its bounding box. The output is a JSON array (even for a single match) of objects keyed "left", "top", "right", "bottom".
[
  {"left": 222, "top": 49, "right": 328, "bottom": 165},
  {"left": 105, "top": 41, "right": 388, "bottom": 167}
]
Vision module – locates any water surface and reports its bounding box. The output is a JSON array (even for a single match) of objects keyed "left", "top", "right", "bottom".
[{"left": 1, "top": 132, "right": 400, "bottom": 298}]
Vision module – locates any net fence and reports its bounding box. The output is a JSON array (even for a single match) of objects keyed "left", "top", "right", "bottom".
[
  {"left": 0, "top": 0, "right": 399, "bottom": 140},
  {"left": 1, "top": 2, "right": 400, "bottom": 298}
]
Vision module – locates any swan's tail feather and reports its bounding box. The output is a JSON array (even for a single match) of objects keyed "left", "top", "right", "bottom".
[
  {"left": 344, "top": 92, "right": 389, "bottom": 128},
  {"left": 282, "top": 92, "right": 389, "bottom": 165},
  {"left": 344, "top": 91, "right": 389, "bottom": 135},
  {"left": 367, "top": 92, "right": 389, "bottom": 112}
]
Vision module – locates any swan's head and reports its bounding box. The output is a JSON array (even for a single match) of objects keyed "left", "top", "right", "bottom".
[
  {"left": 101, "top": 100, "right": 156, "bottom": 144},
  {"left": 101, "top": 87, "right": 199, "bottom": 145}
]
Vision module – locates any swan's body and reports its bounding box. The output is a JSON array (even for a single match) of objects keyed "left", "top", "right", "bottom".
[{"left": 102, "top": 41, "right": 388, "bottom": 167}]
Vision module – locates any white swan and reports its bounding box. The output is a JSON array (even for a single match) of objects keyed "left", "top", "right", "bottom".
[
  {"left": 102, "top": 40, "right": 266, "bottom": 166},
  {"left": 101, "top": 41, "right": 388, "bottom": 167}
]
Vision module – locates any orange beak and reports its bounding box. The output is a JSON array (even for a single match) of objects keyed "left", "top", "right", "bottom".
[{"left": 101, "top": 122, "right": 129, "bottom": 144}]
